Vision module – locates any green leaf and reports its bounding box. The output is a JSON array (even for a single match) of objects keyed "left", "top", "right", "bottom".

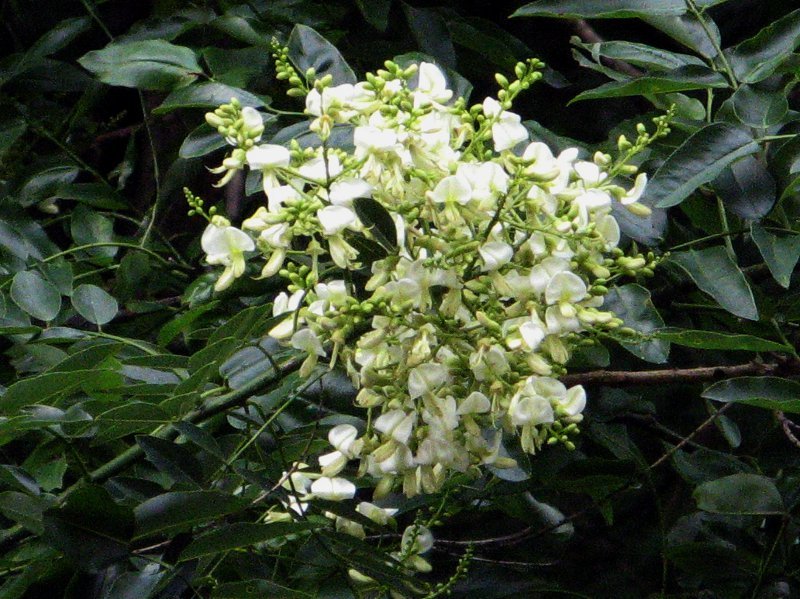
[
  {"left": 694, "top": 473, "right": 784, "bottom": 515},
  {"left": 702, "top": 376, "right": 800, "bottom": 413},
  {"left": 0, "top": 119, "right": 26, "bottom": 159},
  {"left": 78, "top": 40, "right": 201, "bottom": 91},
  {"left": 645, "top": 123, "right": 759, "bottom": 208},
  {"left": 727, "top": 9, "right": 800, "bottom": 83},
  {"left": 157, "top": 301, "right": 220, "bottom": 347},
  {"left": 56, "top": 182, "right": 127, "bottom": 210},
  {"left": 572, "top": 39, "right": 705, "bottom": 71},
  {"left": 17, "top": 162, "right": 79, "bottom": 208},
  {"left": 137, "top": 436, "right": 203, "bottom": 486},
  {"left": 0, "top": 491, "right": 50, "bottom": 534},
  {"left": 10, "top": 271, "right": 61, "bottom": 322},
  {"left": 211, "top": 580, "right": 314, "bottom": 599},
  {"left": 179, "top": 521, "right": 318, "bottom": 561},
  {"left": 654, "top": 328, "right": 790, "bottom": 352},
  {"left": 751, "top": 224, "right": 800, "bottom": 289},
  {"left": 640, "top": 14, "right": 720, "bottom": 59},
  {"left": 287, "top": 25, "right": 356, "bottom": 86},
  {"left": 571, "top": 66, "right": 727, "bottom": 103},
  {"left": 729, "top": 84, "right": 789, "bottom": 129},
  {"left": 670, "top": 246, "right": 758, "bottom": 320},
  {"left": 402, "top": 3, "right": 457, "bottom": 70},
  {"left": 70, "top": 206, "right": 116, "bottom": 258},
  {"left": 355, "top": 0, "right": 392, "bottom": 31},
  {"left": 154, "top": 82, "right": 267, "bottom": 114},
  {"left": 713, "top": 155, "right": 776, "bottom": 220},
  {"left": 603, "top": 284, "right": 669, "bottom": 363},
  {"left": 179, "top": 124, "right": 228, "bottom": 159},
  {"left": 134, "top": 491, "right": 247, "bottom": 539},
  {"left": 353, "top": 197, "right": 397, "bottom": 252},
  {"left": 93, "top": 402, "right": 170, "bottom": 442},
  {"left": 512, "top": 0, "right": 687, "bottom": 19},
  {"left": 43, "top": 485, "right": 134, "bottom": 572},
  {"left": 71, "top": 284, "right": 118, "bottom": 325}
]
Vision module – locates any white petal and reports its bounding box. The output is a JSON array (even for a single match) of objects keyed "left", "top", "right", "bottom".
[
  {"left": 318, "top": 205, "right": 356, "bottom": 235},
  {"left": 246, "top": 144, "right": 290, "bottom": 169},
  {"left": 310, "top": 477, "right": 356, "bottom": 501},
  {"left": 408, "top": 363, "right": 448, "bottom": 399},
  {"left": 430, "top": 175, "right": 472, "bottom": 205},
  {"left": 479, "top": 241, "right": 513, "bottom": 271},
  {"left": 545, "top": 271, "right": 587, "bottom": 304}
]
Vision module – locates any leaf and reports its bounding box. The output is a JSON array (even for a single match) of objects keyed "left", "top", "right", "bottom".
[
  {"left": 78, "top": 40, "right": 201, "bottom": 91},
  {"left": 355, "top": 0, "right": 392, "bottom": 31},
  {"left": 353, "top": 197, "right": 397, "bottom": 252},
  {"left": 654, "top": 328, "right": 790, "bottom": 352},
  {"left": 287, "top": 25, "right": 356, "bottom": 86},
  {"left": 17, "top": 162, "right": 79, "bottom": 208},
  {"left": 0, "top": 119, "right": 26, "bottom": 159},
  {"left": 43, "top": 485, "right": 134, "bottom": 572},
  {"left": 512, "top": 0, "right": 687, "bottom": 19},
  {"left": 155, "top": 82, "right": 267, "bottom": 114},
  {"left": 645, "top": 123, "right": 759, "bottom": 208},
  {"left": 137, "top": 436, "right": 203, "bottom": 487},
  {"left": 10, "top": 271, "right": 61, "bottom": 322},
  {"left": 211, "top": 580, "right": 314, "bottom": 599},
  {"left": 670, "top": 246, "right": 758, "bottom": 320},
  {"left": 751, "top": 224, "right": 800, "bottom": 289},
  {"left": 713, "top": 155, "right": 776, "bottom": 220},
  {"left": 70, "top": 206, "right": 116, "bottom": 258},
  {"left": 56, "top": 182, "right": 127, "bottom": 210},
  {"left": 729, "top": 84, "right": 789, "bottom": 129},
  {"left": 179, "top": 124, "right": 228, "bottom": 159},
  {"left": 694, "top": 473, "right": 784, "bottom": 515},
  {"left": 134, "top": 491, "right": 247, "bottom": 539},
  {"left": 179, "top": 521, "right": 318, "bottom": 561},
  {"left": 157, "top": 301, "right": 220, "bottom": 347},
  {"left": 402, "top": 3, "right": 457, "bottom": 70},
  {"left": 0, "top": 491, "right": 50, "bottom": 534},
  {"left": 603, "top": 284, "right": 669, "bottom": 363},
  {"left": 93, "top": 402, "right": 170, "bottom": 442},
  {"left": 640, "top": 13, "right": 720, "bottom": 59},
  {"left": 702, "top": 376, "right": 800, "bottom": 413},
  {"left": 71, "top": 284, "right": 118, "bottom": 325},
  {"left": 727, "top": 9, "right": 800, "bottom": 83},
  {"left": 572, "top": 39, "right": 705, "bottom": 71},
  {"left": 571, "top": 66, "right": 727, "bottom": 103}
]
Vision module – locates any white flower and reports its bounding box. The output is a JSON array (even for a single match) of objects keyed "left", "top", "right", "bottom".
[
  {"left": 356, "top": 501, "right": 397, "bottom": 525},
  {"left": 309, "top": 476, "right": 356, "bottom": 501},
  {"left": 482, "top": 97, "right": 528, "bottom": 151},
  {"left": 457, "top": 391, "right": 491, "bottom": 415},
  {"left": 329, "top": 178, "right": 372, "bottom": 205},
  {"left": 429, "top": 174, "right": 472, "bottom": 206},
  {"left": 291, "top": 328, "right": 326, "bottom": 357},
  {"left": 559, "top": 385, "right": 587, "bottom": 417},
  {"left": 329, "top": 424, "right": 362, "bottom": 457},
  {"left": 374, "top": 410, "right": 416, "bottom": 445},
  {"left": 413, "top": 62, "right": 453, "bottom": 107},
  {"left": 479, "top": 241, "right": 513, "bottom": 272},
  {"left": 401, "top": 525, "right": 434, "bottom": 554},
  {"left": 622, "top": 173, "right": 647, "bottom": 205},
  {"left": 408, "top": 363, "right": 448, "bottom": 399},
  {"left": 508, "top": 379, "right": 555, "bottom": 427},
  {"left": 246, "top": 144, "right": 291, "bottom": 193},
  {"left": 545, "top": 271, "right": 588, "bottom": 305},
  {"left": 201, "top": 217, "right": 255, "bottom": 291},
  {"left": 318, "top": 205, "right": 357, "bottom": 236}
]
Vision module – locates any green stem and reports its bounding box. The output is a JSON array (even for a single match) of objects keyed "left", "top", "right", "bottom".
[
  {"left": 42, "top": 242, "right": 177, "bottom": 268},
  {"left": 716, "top": 195, "right": 736, "bottom": 260},
  {"left": 685, "top": 0, "right": 739, "bottom": 89}
]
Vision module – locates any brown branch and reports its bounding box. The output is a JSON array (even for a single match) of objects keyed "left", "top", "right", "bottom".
[
  {"left": 776, "top": 411, "right": 800, "bottom": 449},
  {"left": 559, "top": 360, "right": 784, "bottom": 387}
]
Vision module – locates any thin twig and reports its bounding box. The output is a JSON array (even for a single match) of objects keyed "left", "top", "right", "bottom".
[
  {"left": 559, "top": 361, "right": 784, "bottom": 387},
  {"left": 776, "top": 411, "right": 800, "bottom": 449}
]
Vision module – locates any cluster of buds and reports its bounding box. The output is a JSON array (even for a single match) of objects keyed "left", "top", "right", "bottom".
[{"left": 196, "top": 55, "right": 665, "bottom": 508}]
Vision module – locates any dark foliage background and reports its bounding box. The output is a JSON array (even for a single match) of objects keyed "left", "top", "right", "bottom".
[{"left": 1, "top": 0, "right": 800, "bottom": 597}]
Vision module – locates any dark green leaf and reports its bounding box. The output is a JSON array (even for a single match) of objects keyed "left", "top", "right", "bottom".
[
  {"left": 646, "top": 123, "right": 759, "bottom": 208},
  {"left": 56, "top": 182, "right": 127, "bottom": 210},
  {"left": 17, "top": 162, "right": 79, "bottom": 208},
  {"left": 571, "top": 66, "right": 727, "bottom": 103},
  {"left": 155, "top": 82, "right": 267, "bottom": 114},
  {"left": 694, "top": 473, "right": 783, "bottom": 515},
  {"left": 157, "top": 301, "right": 220, "bottom": 347},
  {"left": 70, "top": 207, "right": 116, "bottom": 258},
  {"left": 572, "top": 39, "right": 705, "bottom": 71},
  {"left": 71, "top": 284, "right": 118, "bottom": 325},
  {"left": 0, "top": 119, "right": 26, "bottom": 159},
  {"left": 179, "top": 521, "right": 318, "bottom": 561},
  {"left": 640, "top": 14, "right": 720, "bottom": 59},
  {"left": 512, "top": 0, "right": 687, "bottom": 19},
  {"left": 727, "top": 9, "right": 800, "bottom": 83},
  {"left": 179, "top": 124, "right": 228, "bottom": 159},
  {"left": 729, "top": 84, "right": 789, "bottom": 129},
  {"left": 134, "top": 491, "right": 247, "bottom": 539},
  {"left": 0, "top": 491, "right": 50, "bottom": 534},
  {"left": 670, "top": 246, "right": 758, "bottom": 320},
  {"left": 603, "top": 284, "right": 669, "bottom": 363},
  {"left": 702, "top": 376, "right": 800, "bottom": 413},
  {"left": 713, "top": 155, "right": 776, "bottom": 220},
  {"left": 43, "top": 485, "right": 134, "bottom": 572},
  {"left": 355, "top": 0, "right": 391, "bottom": 31},
  {"left": 287, "top": 25, "right": 356, "bottom": 86},
  {"left": 78, "top": 40, "right": 201, "bottom": 91},
  {"left": 353, "top": 197, "right": 397, "bottom": 252},
  {"left": 751, "top": 223, "right": 800, "bottom": 289},
  {"left": 94, "top": 402, "right": 170, "bottom": 442},
  {"left": 402, "top": 3, "right": 457, "bottom": 70},
  {"left": 137, "top": 436, "right": 203, "bottom": 486},
  {"left": 654, "top": 328, "right": 790, "bottom": 352},
  {"left": 10, "top": 271, "right": 61, "bottom": 322},
  {"left": 211, "top": 580, "right": 313, "bottom": 599}
]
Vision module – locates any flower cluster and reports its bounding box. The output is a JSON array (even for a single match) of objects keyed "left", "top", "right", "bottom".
[{"left": 197, "top": 55, "right": 665, "bottom": 507}]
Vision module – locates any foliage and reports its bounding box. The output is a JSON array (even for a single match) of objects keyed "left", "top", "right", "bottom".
[{"left": 0, "top": 0, "right": 799, "bottom": 597}]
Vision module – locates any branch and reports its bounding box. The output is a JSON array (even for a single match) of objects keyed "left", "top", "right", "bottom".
[
  {"left": 571, "top": 19, "right": 644, "bottom": 78},
  {"left": 559, "top": 360, "right": 784, "bottom": 387}
]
